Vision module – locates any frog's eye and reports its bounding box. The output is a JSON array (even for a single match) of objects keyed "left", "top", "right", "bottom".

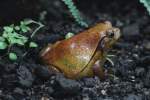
[
  {"left": 106, "top": 28, "right": 120, "bottom": 40},
  {"left": 107, "top": 31, "right": 114, "bottom": 38}
]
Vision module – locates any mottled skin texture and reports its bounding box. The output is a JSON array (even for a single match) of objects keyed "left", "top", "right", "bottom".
[{"left": 40, "top": 21, "right": 120, "bottom": 79}]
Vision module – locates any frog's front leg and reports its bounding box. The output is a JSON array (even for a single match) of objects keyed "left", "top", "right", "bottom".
[
  {"left": 92, "top": 60, "right": 106, "bottom": 79},
  {"left": 89, "top": 50, "right": 107, "bottom": 79}
]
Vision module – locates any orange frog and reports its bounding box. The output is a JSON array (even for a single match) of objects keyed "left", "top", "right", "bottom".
[{"left": 40, "top": 21, "right": 120, "bottom": 79}]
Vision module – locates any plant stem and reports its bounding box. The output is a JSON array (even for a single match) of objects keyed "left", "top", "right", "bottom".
[{"left": 30, "top": 20, "right": 44, "bottom": 38}]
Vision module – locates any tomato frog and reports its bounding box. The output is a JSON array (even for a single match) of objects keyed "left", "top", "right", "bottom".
[{"left": 40, "top": 21, "right": 120, "bottom": 79}]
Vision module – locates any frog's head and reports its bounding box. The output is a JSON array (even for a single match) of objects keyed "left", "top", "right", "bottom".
[{"left": 98, "top": 21, "right": 120, "bottom": 51}]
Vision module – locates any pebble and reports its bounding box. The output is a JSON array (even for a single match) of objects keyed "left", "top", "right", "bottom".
[
  {"left": 122, "top": 23, "right": 140, "bottom": 41},
  {"left": 82, "top": 94, "right": 90, "bottom": 100},
  {"left": 13, "top": 87, "right": 24, "bottom": 95},
  {"left": 41, "top": 96, "right": 50, "bottom": 100},
  {"left": 52, "top": 74, "right": 81, "bottom": 97},
  {"left": 144, "top": 41, "right": 150, "bottom": 50},
  {"left": 144, "top": 70, "right": 150, "bottom": 88},
  {"left": 135, "top": 67, "right": 145, "bottom": 77},
  {"left": 17, "top": 66, "right": 34, "bottom": 87},
  {"left": 97, "top": 97, "right": 113, "bottom": 100},
  {"left": 101, "top": 90, "right": 107, "bottom": 95},
  {"left": 83, "top": 78, "right": 97, "bottom": 87},
  {"left": 4, "top": 94, "right": 15, "bottom": 100},
  {"left": 123, "top": 94, "right": 142, "bottom": 100},
  {"left": 114, "top": 42, "right": 134, "bottom": 50},
  {"left": 35, "top": 65, "right": 51, "bottom": 79},
  {"left": 140, "top": 56, "right": 150, "bottom": 67},
  {"left": 143, "top": 89, "right": 150, "bottom": 100},
  {"left": 143, "top": 25, "right": 150, "bottom": 34},
  {"left": 4, "top": 64, "right": 16, "bottom": 73},
  {"left": 47, "top": 87, "right": 54, "bottom": 94},
  {"left": 82, "top": 88, "right": 97, "bottom": 99},
  {"left": 116, "top": 58, "right": 136, "bottom": 77}
]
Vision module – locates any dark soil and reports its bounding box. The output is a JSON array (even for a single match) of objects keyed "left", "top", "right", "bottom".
[{"left": 0, "top": 0, "right": 150, "bottom": 100}]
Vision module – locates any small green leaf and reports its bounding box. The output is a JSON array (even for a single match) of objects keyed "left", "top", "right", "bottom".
[
  {"left": 65, "top": 32, "right": 74, "bottom": 39},
  {"left": 9, "top": 52, "right": 17, "bottom": 61},
  {"left": 2, "top": 32, "right": 8, "bottom": 38},
  {"left": 0, "top": 36, "right": 5, "bottom": 41},
  {"left": 15, "top": 26, "right": 20, "bottom": 31},
  {"left": 20, "top": 25, "right": 30, "bottom": 33},
  {"left": 4, "top": 26, "right": 14, "bottom": 33},
  {"left": 23, "top": 19, "right": 34, "bottom": 25},
  {"left": 6, "top": 32, "right": 28, "bottom": 45},
  {"left": 29, "top": 42, "right": 38, "bottom": 48},
  {"left": 0, "top": 41, "right": 7, "bottom": 49},
  {"left": 20, "top": 21, "right": 25, "bottom": 25}
]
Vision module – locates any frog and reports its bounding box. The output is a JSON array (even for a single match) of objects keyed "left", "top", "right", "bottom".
[{"left": 40, "top": 21, "right": 120, "bottom": 79}]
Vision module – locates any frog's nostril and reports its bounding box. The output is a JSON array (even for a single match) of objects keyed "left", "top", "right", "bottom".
[{"left": 108, "top": 31, "right": 114, "bottom": 38}]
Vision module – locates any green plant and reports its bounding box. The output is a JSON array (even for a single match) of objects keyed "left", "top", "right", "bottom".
[
  {"left": 139, "top": 0, "right": 150, "bottom": 15},
  {"left": 65, "top": 32, "right": 74, "bottom": 39},
  {"left": 9, "top": 52, "right": 18, "bottom": 61},
  {"left": 62, "top": 0, "right": 88, "bottom": 27},
  {"left": 29, "top": 42, "right": 38, "bottom": 48},
  {"left": 0, "top": 19, "right": 44, "bottom": 61}
]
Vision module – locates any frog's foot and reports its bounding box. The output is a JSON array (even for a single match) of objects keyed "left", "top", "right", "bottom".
[
  {"left": 105, "top": 67, "right": 119, "bottom": 80},
  {"left": 106, "top": 55, "right": 115, "bottom": 66},
  {"left": 93, "top": 60, "right": 107, "bottom": 79},
  {"left": 107, "top": 73, "right": 119, "bottom": 80}
]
